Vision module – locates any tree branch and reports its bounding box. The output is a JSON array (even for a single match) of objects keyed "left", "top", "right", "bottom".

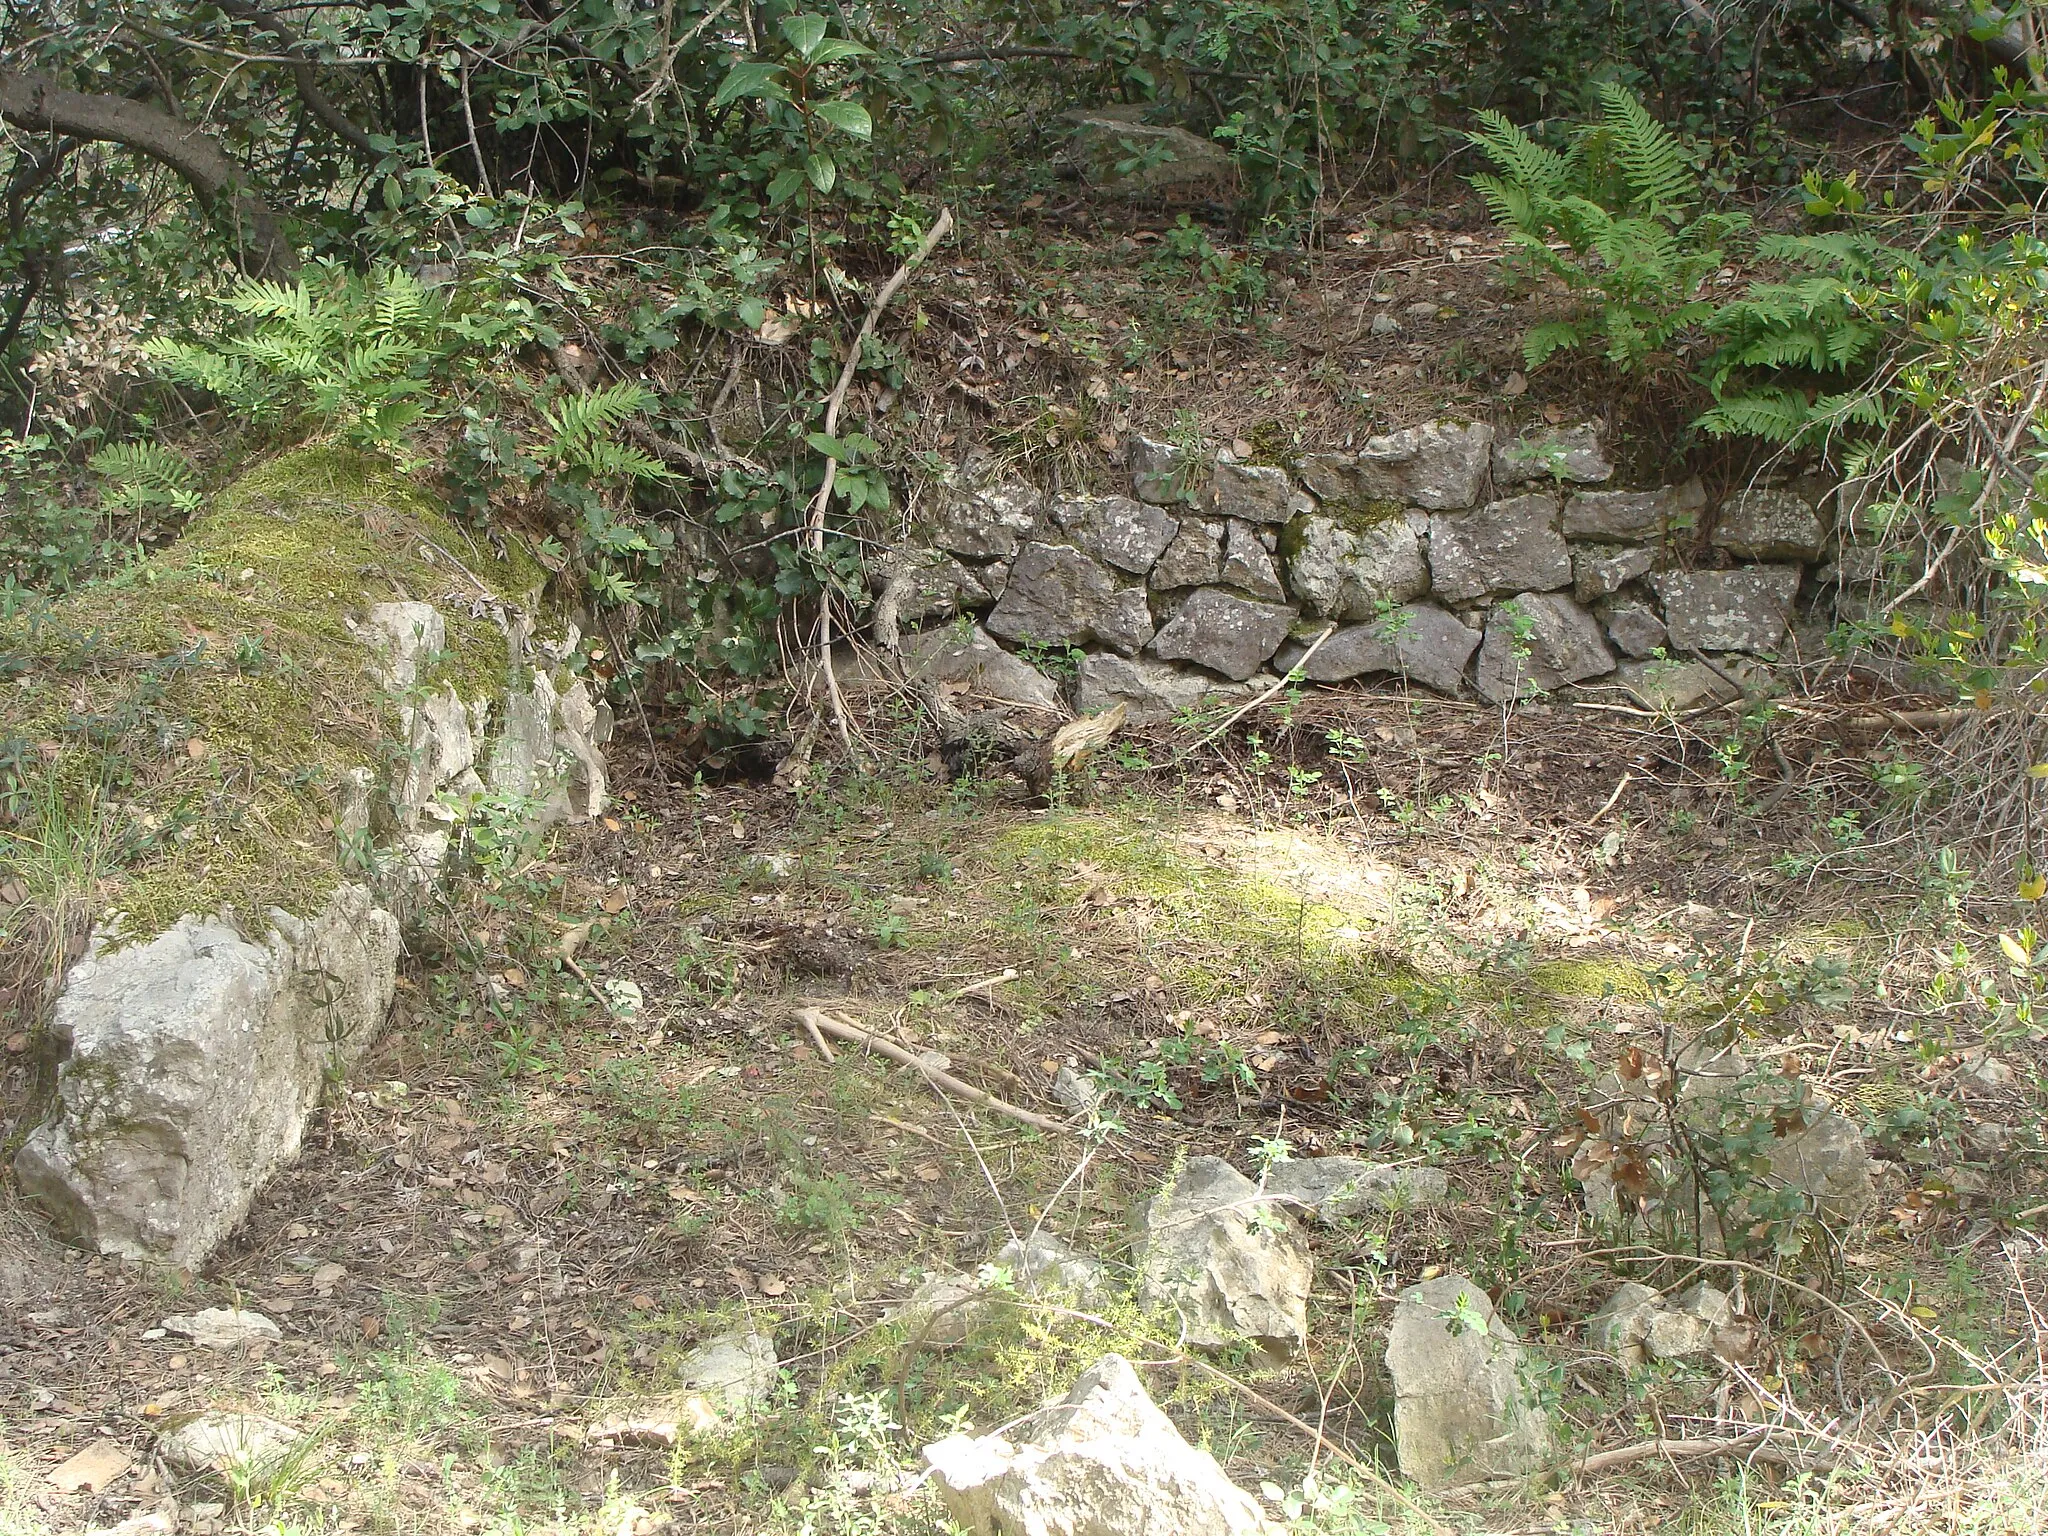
[
  {"left": 0, "top": 69, "right": 297, "bottom": 277},
  {"left": 210, "top": 0, "right": 381, "bottom": 163}
]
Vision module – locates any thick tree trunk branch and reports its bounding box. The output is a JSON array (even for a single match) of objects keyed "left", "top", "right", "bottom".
[
  {"left": 0, "top": 69, "right": 297, "bottom": 277},
  {"left": 211, "top": 0, "right": 380, "bottom": 163}
]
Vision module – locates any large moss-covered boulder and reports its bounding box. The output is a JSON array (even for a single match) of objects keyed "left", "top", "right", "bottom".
[{"left": 4, "top": 448, "right": 605, "bottom": 1266}]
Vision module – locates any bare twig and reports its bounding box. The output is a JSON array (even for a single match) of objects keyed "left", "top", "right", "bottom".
[
  {"left": 804, "top": 208, "right": 955, "bottom": 756},
  {"left": 1191, "top": 622, "right": 1338, "bottom": 749},
  {"left": 792, "top": 1005, "right": 1071, "bottom": 1135}
]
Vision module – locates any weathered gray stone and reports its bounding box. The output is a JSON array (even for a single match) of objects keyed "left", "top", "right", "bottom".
[
  {"left": 902, "top": 624, "right": 1062, "bottom": 711},
  {"left": 1220, "top": 520, "right": 1287, "bottom": 600},
  {"left": 359, "top": 600, "right": 443, "bottom": 707},
  {"left": 159, "top": 1412, "right": 302, "bottom": 1474},
  {"left": 1149, "top": 589, "right": 1295, "bottom": 681},
  {"left": 1494, "top": 422, "right": 1612, "bottom": 486},
  {"left": 1053, "top": 495, "right": 1181, "bottom": 576},
  {"left": 1353, "top": 421, "right": 1495, "bottom": 510},
  {"left": 679, "top": 1330, "right": 779, "bottom": 1419},
  {"left": 1586, "top": 1283, "right": 1665, "bottom": 1371},
  {"left": 1587, "top": 1281, "right": 1733, "bottom": 1373},
  {"left": 15, "top": 885, "right": 401, "bottom": 1268},
  {"left": 934, "top": 479, "right": 1045, "bottom": 561},
  {"left": 1607, "top": 658, "right": 1735, "bottom": 712},
  {"left": 487, "top": 668, "right": 609, "bottom": 829},
  {"left": 925, "top": 1355, "right": 1275, "bottom": 1536},
  {"left": 1430, "top": 494, "right": 1570, "bottom": 603},
  {"left": 986, "top": 544, "right": 1119, "bottom": 648},
  {"left": 1273, "top": 605, "right": 1478, "bottom": 695},
  {"left": 895, "top": 1235, "right": 1108, "bottom": 1349},
  {"left": 1263, "top": 1157, "right": 1449, "bottom": 1220},
  {"left": 1475, "top": 592, "right": 1614, "bottom": 704},
  {"left": 1573, "top": 545, "right": 1655, "bottom": 604},
  {"left": 1386, "top": 1274, "right": 1553, "bottom": 1488},
  {"left": 1136, "top": 1156, "right": 1312, "bottom": 1355},
  {"left": 1068, "top": 119, "right": 1236, "bottom": 193},
  {"left": 1296, "top": 452, "right": 1367, "bottom": 504},
  {"left": 1075, "top": 653, "right": 1234, "bottom": 725},
  {"left": 1712, "top": 489, "right": 1826, "bottom": 561},
  {"left": 1205, "top": 461, "right": 1311, "bottom": 525},
  {"left": 161, "top": 1308, "right": 282, "bottom": 1348},
  {"left": 1150, "top": 518, "right": 1225, "bottom": 590},
  {"left": 1652, "top": 567, "right": 1800, "bottom": 653},
  {"left": 894, "top": 552, "right": 994, "bottom": 625},
  {"left": 1287, "top": 515, "right": 1429, "bottom": 619},
  {"left": 1128, "top": 434, "right": 1198, "bottom": 505},
  {"left": 1604, "top": 602, "right": 1668, "bottom": 660},
  {"left": 1096, "top": 587, "right": 1157, "bottom": 657},
  {"left": 1562, "top": 480, "right": 1707, "bottom": 540}
]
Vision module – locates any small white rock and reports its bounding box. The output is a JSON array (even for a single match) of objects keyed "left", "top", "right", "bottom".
[{"left": 159, "top": 1308, "right": 282, "bottom": 1347}]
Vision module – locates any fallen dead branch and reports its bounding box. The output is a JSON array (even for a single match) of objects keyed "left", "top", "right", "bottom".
[
  {"left": 1574, "top": 1427, "right": 1825, "bottom": 1478},
  {"left": 792, "top": 1005, "right": 1072, "bottom": 1134}
]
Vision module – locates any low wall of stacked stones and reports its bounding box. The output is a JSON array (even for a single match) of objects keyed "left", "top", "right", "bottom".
[{"left": 881, "top": 419, "right": 1838, "bottom": 725}]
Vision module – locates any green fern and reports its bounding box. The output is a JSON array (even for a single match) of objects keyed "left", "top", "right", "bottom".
[
  {"left": 542, "top": 382, "right": 671, "bottom": 483},
  {"left": 1595, "top": 82, "right": 1697, "bottom": 213},
  {"left": 88, "top": 442, "right": 200, "bottom": 514}
]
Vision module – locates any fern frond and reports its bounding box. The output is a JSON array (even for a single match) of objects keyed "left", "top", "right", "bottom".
[
  {"left": 1597, "top": 83, "right": 1696, "bottom": 214},
  {"left": 372, "top": 268, "right": 430, "bottom": 339},
  {"left": 1524, "top": 321, "right": 1585, "bottom": 370},
  {"left": 1696, "top": 389, "right": 1814, "bottom": 441}
]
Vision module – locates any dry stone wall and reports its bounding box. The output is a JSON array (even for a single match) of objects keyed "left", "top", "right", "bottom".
[{"left": 896, "top": 420, "right": 1840, "bottom": 721}]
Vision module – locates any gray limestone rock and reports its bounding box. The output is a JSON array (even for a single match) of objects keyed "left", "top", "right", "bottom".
[
  {"left": 1053, "top": 495, "right": 1181, "bottom": 576},
  {"left": 1149, "top": 588, "right": 1295, "bottom": 681},
  {"left": 1607, "top": 658, "right": 1736, "bottom": 712},
  {"left": 1652, "top": 567, "right": 1800, "bottom": 653},
  {"left": 1205, "top": 461, "right": 1312, "bottom": 525},
  {"left": 15, "top": 885, "right": 401, "bottom": 1268},
  {"left": 1287, "top": 515, "right": 1430, "bottom": 619},
  {"left": 1128, "top": 434, "right": 1198, "bottom": 505},
  {"left": 1587, "top": 1282, "right": 1733, "bottom": 1373},
  {"left": 894, "top": 1234, "right": 1108, "bottom": 1348},
  {"left": 678, "top": 1330, "right": 779, "bottom": 1421},
  {"left": 159, "top": 1412, "right": 303, "bottom": 1475},
  {"left": 934, "top": 479, "right": 1046, "bottom": 561},
  {"left": 1220, "top": 520, "right": 1287, "bottom": 600},
  {"left": 1475, "top": 592, "right": 1615, "bottom": 704},
  {"left": 1573, "top": 544, "right": 1655, "bottom": 604},
  {"left": 1068, "top": 119, "right": 1236, "bottom": 193},
  {"left": 1430, "top": 494, "right": 1571, "bottom": 604},
  {"left": 1385, "top": 1274, "right": 1553, "bottom": 1488},
  {"left": 1712, "top": 489, "right": 1827, "bottom": 561},
  {"left": 1603, "top": 602, "right": 1669, "bottom": 660},
  {"left": 902, "top": 624, "right": 1062, "bottom": 711},
  {"left": 893, "top": 552, "right": 994, "bottom": 625},
  {"left": 1150, "top": 518, "right": 1225, "bottom": 590},
  {"left": 924, "top": 1355, "right": 1276, "bottom": 1536},
  {"left": 1096, "top": 587, "right": 1157, "bottom": 658},
  {"left": 1494, "top": 422, "right": 1613, "bottom": 486},
  {"left": 1353, "top": 420, "right": 1496, "bottom": 510},
  {"left": 161, "top": 1308, "right": 283, "bottom": 1348},
  {"left": 1562, "top": 480, "right": 1707, "bottom": 540},
  {"left": 1135, "top": 1156, "right": 1313, "bottom": 1355},
  {"left": 986, "top": 544, "right": 1119, "bottom": 648},
  {"left": 1262, "top": 1157, "right": 1449, "bottom": 1220},
  {"left": 1273, "top": 604, "right": 1478, "bottom": 695},
  {"left": 1074, "top": 653, "right": 1238, "bottom": 726}
]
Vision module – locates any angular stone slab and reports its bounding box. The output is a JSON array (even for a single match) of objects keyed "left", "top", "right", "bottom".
[
  {"left": 1562, "top": 480, "right": 1706, "bottom": 540},
  {"left": 1430, "top": 493, "right": 1570, "bottom": 604},
  {"left": 1711, "top": 489, "right": 1826, "bottom": 561},
  {"left": 986, "top": 543, "right": 1118, "bottom": 648},
  {"left": 1652, "top": 566, "right": 1800, "bottom": 653},
  {"left": 1351, "top": 420, "right": 1495, "bottom": 510},
  {"left": 1287, "top": 514, "right": 1429, "bottom": 619},
  {"left": 1204, "top": 461, "right": 1311, "bottom": 525},
  {"left": 1494, "top": 421, "right": 1612, "bottom": 486},
  {"left": 902, "top": 624, "right": 1062, "bottom": 711},
  {"left": 1274, "top": 604, "right": 1479, "bottom": 695},
  {"left": 1149, "top": 588, "right": 1294, "bottom": 681},
  {"left": 1386, "top": 1274, "right": 1553, "bottom": 1488},
  {"left": 1053, "top": 495, "right": 1181, "bottom": 576},
  {"left": 1475, "top": 592, "right": 1614, "bottom": 704}
]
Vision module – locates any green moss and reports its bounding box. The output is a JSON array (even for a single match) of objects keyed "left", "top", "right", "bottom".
[
  {"left": 1529, "top": 957, "right": 1654, "bottom": 1000},
  {"left": 0, "top": 446, "right": 548, "bottom": 939}
]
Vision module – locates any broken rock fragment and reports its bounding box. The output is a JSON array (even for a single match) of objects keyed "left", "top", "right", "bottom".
[
  {"left": 1385, "top": 1274, "right": 1553, "bottom": 1488},
  {"left": 1135, "top": 1156, "right": 1312, "bottom": 1355}
]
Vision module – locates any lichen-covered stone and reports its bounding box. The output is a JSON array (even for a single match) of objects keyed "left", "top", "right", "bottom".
[
  {"left": 1386, "top": 1274, "right": 1553, "bottom": 1487},
  {"left": 1067, "top": 118, "right": 1235, "bottom": 193},
  {"left": 1572, "top": 544, "right": 1655, "bottom": 603},
  {"left": 1605, "top": 658, "right": 1737, "bottom": 711},
  {"left": 933, "top": 478, "right": 1045, "bottom": 560},
  {"left": 1475, "top": 592, "right": 1614, "bottom": 703},
  {"left": 1150, "top": 518, "right": 1225, "bottom": 590},
  {"left": 1096, "top": 587, "right": 1157, "bottom": 657},
  {"left": 1074, "top": 652, "right": 1241, "bottom": 725},
  {"left": 1127, "top": 434, "right": 1198, "bottom": 505},
  {"left": 1205, "top": 461, "right": 1311, "bottom": 524},
  {"left": 1287, "top": 514, "right": 1429, "bottom": 618},
  {"left": 985, "top": 544, "right": 1118, "bottom": 648},
  {"left": 902, "top": 624, "right": 1062, "bottom": 711},
  {"left": 1149, "top": 588, "right": 1295, "bottom": 680},
  {"left": 1652, "top": 567, "right": 1800, "bottom": 653},
  {"left": 1052, "top": 495, "right": 1181, "bottom": 576},
  {"left": 1351, "top": 420, "right": 1494, "bottom": 510},
  {"left": 1711, "top": 489, "right": 1826, "bottom": 561},
  {"left": 1219, "top": 520, "right": 1287, "bottom": 600},
  {"left": 1274, "top": 604, "right": 1478, "bottom": 695},
  {"left": 1429, "top": 493, "right": 1570, "bottom": 604},
  {"left": 1561, "top": 480, "right": 1705, "bottom": 540},
  {"left": 1603, "top": 601, "right": 1669, "bottom": 660},
  {"left": 1494, "top": 421, "right": 1612, "bottom": 486},
  {"left": 1135, "top": 1157, "right": 1312, "bottom": 1354}
]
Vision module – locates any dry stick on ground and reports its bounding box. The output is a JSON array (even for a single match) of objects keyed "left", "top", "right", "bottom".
[
  {"left": 1188, "top": 622, "right": 1339, "bottom": 751},
  {"left": 804, "top": 207, "right": 956, "bottom": 756},
  {"left": 792, "top": 1005, "right": 1071, "bottom": 1134},
  {"left": 1573, "top": 1427, "right": 1820, "bottom": 1479}
]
